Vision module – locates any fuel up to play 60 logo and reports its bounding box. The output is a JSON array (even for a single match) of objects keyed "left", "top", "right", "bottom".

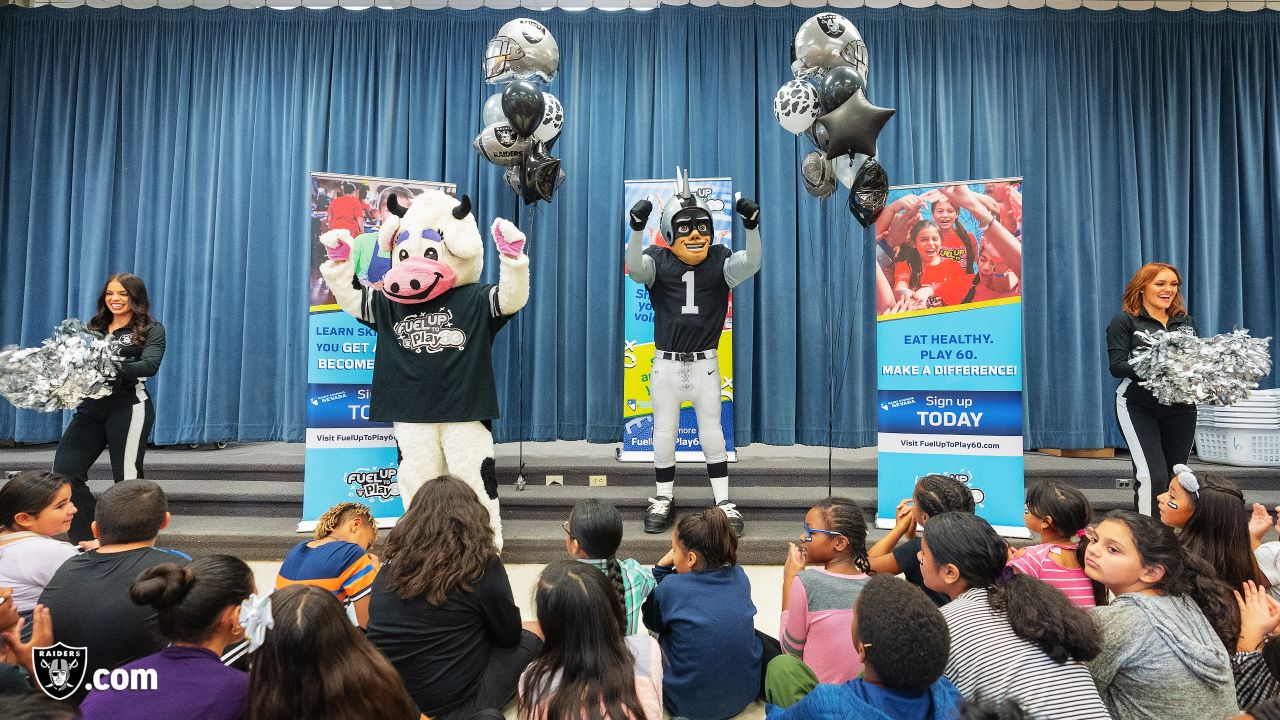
[{"left": 33, "top": 644, "right": 158, "bottom": 700}]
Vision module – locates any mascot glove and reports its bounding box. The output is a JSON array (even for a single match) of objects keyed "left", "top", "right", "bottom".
[
  {"left": 492, "top": 218, "right": 526, "bottom": 257},
  {"left": 735, "top": 197, "right": 761, "bottom": 230},
  {"left": 629, "top": 199, "right": 653, "bottom": 231},
  {"left": 319, "top": 229, "right": 353, "bottom": 263}
]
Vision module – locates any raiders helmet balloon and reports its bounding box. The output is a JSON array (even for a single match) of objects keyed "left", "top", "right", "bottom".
[
  {"left": 484, "top": 18, "right": 560, "bottom": 84},
  {"left": 792, "top": 13, "right": 869, "bottom": 81}
]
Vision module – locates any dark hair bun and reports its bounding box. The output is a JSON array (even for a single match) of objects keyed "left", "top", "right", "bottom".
[{"left": 129, "top": 564, "right": 195, "bottom": 608}]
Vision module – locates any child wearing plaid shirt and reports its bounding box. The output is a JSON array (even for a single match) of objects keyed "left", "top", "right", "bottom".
[{"left": 565, "top": 499, "right": 655, "bottom": 636}]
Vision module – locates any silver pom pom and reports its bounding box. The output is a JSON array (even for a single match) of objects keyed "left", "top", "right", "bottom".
[
  {"left": 0, "top": 319, "right": 122, "bottom": 412},
  {"left": 1130, "top": 327, "right": 1273, "bottom": 406}
]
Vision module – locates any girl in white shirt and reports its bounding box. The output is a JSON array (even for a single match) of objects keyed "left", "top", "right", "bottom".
[{"left": 0, "top": 471, "right": 79, "bottom": 613}]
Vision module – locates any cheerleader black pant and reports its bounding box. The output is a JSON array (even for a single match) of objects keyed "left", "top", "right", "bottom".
[
  {"left": 1115, "top": 386, "right": 1196, "bottom": 517},
  {"left": 53, "top": 400, "right": 155, "bottom": 543}
]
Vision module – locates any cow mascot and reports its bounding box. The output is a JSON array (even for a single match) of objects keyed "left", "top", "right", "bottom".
[{"left": 318, "top": 190, "right": 528, "bottom": 548}]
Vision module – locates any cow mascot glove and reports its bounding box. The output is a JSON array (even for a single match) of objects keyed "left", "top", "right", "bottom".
[{"left": 318, "top": 190, "right": 529, "bottom": 549}]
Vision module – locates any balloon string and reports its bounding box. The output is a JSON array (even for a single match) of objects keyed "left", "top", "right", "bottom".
[{"left": 516, "top": 202, "right": 538, "bottom": 485}]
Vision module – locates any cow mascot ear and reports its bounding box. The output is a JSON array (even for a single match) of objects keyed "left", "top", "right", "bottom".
[
  {"left": 441, "top": 194, "right": 484, "bottom": 261},
  {"left": 378, "top": 193, "right": 410, "bottom": 254}
]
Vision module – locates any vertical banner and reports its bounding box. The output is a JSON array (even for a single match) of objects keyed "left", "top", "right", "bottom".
[
  {"left": 619, "top": 177, "right": 736, "bottom": 462},
  {"left": 874, "top": 178, "right": 1027, "bottom": 535},
  {"left": 303, "top": 173, "right": 455, "bottom": 531}
]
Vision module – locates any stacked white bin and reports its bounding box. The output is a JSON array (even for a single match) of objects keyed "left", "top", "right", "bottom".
[{"left": 1195, "top": 389, "right": 1280, "bottom": 467}]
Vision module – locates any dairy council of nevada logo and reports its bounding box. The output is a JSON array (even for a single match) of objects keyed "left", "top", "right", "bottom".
[{"left": 32, "top": 643, "right": 87, "bottom": 701}]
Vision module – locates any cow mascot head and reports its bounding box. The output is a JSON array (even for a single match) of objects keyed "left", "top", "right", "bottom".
[{"left": 376, "top": 192, "right": 486, "bottom": 302}]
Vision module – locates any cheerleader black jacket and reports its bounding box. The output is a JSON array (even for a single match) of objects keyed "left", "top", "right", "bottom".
[
  {"left": 1106, "top": 309, "right": 1196, "bottom": 408},
  {"left": 80, "top": 322, "right": 167, "bottom": 410}
]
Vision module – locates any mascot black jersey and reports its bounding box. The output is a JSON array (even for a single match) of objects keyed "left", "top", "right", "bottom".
[
  {"left": 361, "top": 283, "right": 510, "bottom": 423},
  {"left": 643, "top": 244, "right": 731, "bottom": 354}
]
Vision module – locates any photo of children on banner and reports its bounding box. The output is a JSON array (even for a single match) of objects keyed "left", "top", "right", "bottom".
[
  {"left": 309, "top": 180, "right": 433, "bottom": 307},
  {"left": 875, "top": 182, "right": 1023, "bottom": 317}
]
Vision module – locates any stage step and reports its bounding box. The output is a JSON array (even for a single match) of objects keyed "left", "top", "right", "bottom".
[
  {"left": 7, "top": 441, "right": 1280, "bottom": 564},
  {"left": 159, "top": 515, "right": 904, "bottom": 565},
  {"left": 81, "top": 477, "right": 1197, "bottom": 527}
]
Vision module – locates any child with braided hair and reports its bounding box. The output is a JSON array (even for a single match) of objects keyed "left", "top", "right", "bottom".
[
  {"left": 868, "top": 474, "right": 976, "bottom": 606},
  {"left": 276, "top": 502, "right": 380, "bottom": 627},
  {"left": 779, "top": 497, "right": 872, "bottom": 684},
  {"left": 564, "top": 500, "right": 655, "bottom": 636}
]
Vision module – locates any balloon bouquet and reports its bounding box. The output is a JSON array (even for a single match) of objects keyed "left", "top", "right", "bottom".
[
  {"left": 772, "top": 13, "right": 895, "bottom": 227},
  {"left": 476, "top": 18, "right": 566, "bottom": 205}
]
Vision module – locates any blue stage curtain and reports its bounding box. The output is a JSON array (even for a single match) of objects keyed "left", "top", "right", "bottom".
[{"left": 1, "top": 5, "right": 1277, "bottom": 449}]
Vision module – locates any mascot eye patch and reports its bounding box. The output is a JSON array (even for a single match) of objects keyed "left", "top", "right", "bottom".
[
  {"left": 421, "top": 228, "right": 442, "bottom": 241},
  {"left": 396, "top": 230, "right": 410, "bottom": 244}
]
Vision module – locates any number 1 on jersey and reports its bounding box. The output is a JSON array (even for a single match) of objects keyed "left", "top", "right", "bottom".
[{"left": 680, "top": 270, "right": 699, "bottom": 315}]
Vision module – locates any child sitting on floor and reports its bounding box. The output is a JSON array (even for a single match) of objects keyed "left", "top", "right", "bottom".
[
  {"left": 564, "top": 499, "right": 655, "bottom": 636},
  {"left": 779, "top": 497, "right": 872, "bottom": 684},
  {"left": 764, "top": 574, "right": 962, "bottom": 720},
  {"left": 643, "top": 507, "right": 777, "bottom": 720},
  {"left": 1010, "top": 481, "right": 1099, "bottom": 607},
  {"left": 276, "top": 501, "right": 379, "bottom": 627}
]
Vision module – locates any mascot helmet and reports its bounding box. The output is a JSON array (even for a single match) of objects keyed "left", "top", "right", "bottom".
[{"left": 659, "top": 168, "right": 715, "bottom": 266}]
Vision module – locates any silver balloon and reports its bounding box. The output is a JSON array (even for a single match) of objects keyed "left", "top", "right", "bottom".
[
  {"left": 484, "top": 18, "right": 560, "bottom": 84},
  {"left": 831, "top": 153, "right": 869, "bottom": 189},
  {"left": 474, "top": 122, "right": 531, "bottom": 167},
  {"left": 773, "top": 80, "right": 819, "bottom": 135},
  {"left": 482, "top": 92, "right": 506, "bottom": 127},
  {"left": 532, "top": 92, "right": 564, "bottom": 144},
  {"left": 504, "top": 166, "right": 522, "bottom": 196},
  {"left": 793, "top": 13, "right": 869, "bottom": 82},
  {"left": 801, "top": 151, "right": 836, "bottom": 199}
]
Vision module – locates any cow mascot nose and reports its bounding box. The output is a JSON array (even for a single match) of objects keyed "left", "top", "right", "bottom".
[{"left": 318, "top": 189, "right": 530, "bottom": 548}]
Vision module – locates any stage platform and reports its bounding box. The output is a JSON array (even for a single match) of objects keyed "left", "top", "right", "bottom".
[{"left": 2, "top": 440, "right": 1277, "bottom": 564}]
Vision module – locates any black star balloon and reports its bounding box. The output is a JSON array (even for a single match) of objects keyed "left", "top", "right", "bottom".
[
  {"left": 848, "top": 156, "right": 889, "bottom": 227},
  {"left": 816, "top": 89, "right": 895, "bottom": 161},
  {"left": 521, "top": 144, "right": 562, "bottom": 204}
]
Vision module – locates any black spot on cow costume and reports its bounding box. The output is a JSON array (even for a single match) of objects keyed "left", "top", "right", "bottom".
[{"left": 319, "top": 190, "right": 528, "bottom": 548}]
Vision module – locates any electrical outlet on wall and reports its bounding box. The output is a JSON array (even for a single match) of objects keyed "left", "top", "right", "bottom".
[
  {"left": 1115, "top": 478, "right": 1131, "bottom": 489},
  {"left": 589, "top": 475, "right": 608, "bottom": 487},
  {"left": 545, "top": 475, "right": 564, "bottom": 486}
]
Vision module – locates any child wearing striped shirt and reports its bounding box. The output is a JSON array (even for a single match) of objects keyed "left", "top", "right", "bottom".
[
  {"left": 922, "top": 512, "right": 1111, "bottom": 719},
  {"left": 1009, "top": 481, "right": 1101, "bottom": 608},
  {"left": 276, "top": 502, "right": 380, "bottom": 627}
]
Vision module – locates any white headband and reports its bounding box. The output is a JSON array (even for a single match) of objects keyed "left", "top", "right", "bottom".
[{"left": 1172, "top": 464, "right": 1200, "bottom": 497}]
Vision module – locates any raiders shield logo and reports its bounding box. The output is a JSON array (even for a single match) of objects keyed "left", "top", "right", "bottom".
[
  {"left": 816, "top": 14, "right": 844, "bottom": 38},
  {"left": 495, "top": 125, "right": 519, "bottom": 148},
  {"left": 33, "top": 643, "right": 88, "bottom": 701}
]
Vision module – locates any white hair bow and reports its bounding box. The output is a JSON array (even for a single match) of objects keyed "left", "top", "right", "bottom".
[
  {"left": 238, "top": 593, "right": 274, "bottom": 653},
  {"left": 1172, "top": 464, "right": 1200, "bottom": 497}
]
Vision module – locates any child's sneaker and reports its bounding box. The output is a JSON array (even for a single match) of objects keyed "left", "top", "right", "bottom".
[{"left": 717, "top": 500, "right": 744, "bottom": 537}]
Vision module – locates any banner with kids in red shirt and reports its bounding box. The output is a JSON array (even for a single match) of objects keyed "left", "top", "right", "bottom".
[{"left": 874, "top": 178, "right": 1027, "bottom": 536}]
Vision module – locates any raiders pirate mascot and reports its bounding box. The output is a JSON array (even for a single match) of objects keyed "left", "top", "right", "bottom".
[
  {"left": 318, "top": 190, "right": 529, "bottom": 549},
  {"left": 626, "top": 171, "right": 761, "bottom": 536}
]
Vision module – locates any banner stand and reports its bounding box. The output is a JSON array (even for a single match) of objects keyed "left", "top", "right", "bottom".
[
  {"left": 874, "top": 178, "right": 1028, "bottom": 538},
  {"left": 301, "top": 173, "right": 455, "bottom": 532},
  {"left": 619, "top": 177, "right": 737, "bottom": 465}
]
